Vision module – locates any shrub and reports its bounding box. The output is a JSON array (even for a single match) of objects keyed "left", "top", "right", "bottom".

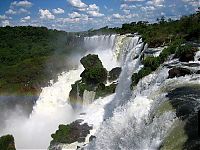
[
  {"left": 0, "top": 134, "right": 16, "bottom": 150},
  {"left": 143, "top": 56, "right": 160, "bottom": 71},
  {"left": 80, "top": 54, "right": 103, "bottom": 69},
  {"left": 81, "top": 67, "right": 107, "bottom": 84},
  {"left": 51, "top": 124, "right": 71, "bottom": 144}
]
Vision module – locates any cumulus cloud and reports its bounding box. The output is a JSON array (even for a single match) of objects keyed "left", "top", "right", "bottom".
[
  {"left": 68, "top": 12, "right": 82, "bottom": 18},
  {"left": 120, "top": 4, "right": 137, "bottom": 10},
  {"left": 11, "top": 0, "right": 33, "bottom": 8},
  {"left": 39, "top": 9, "right": 55, "bottom": 20},
  {"left": 20, "top": 16, "right": 31, "bottom": 22},
  {"left": 182, "top": 0, "right": 200, "bottom": 7},
  {"left": 18, "top": 8, "right": 29, "bottom": 14},
  {"left": 146, "top": 0, "right": 164, "bottom": 7},
  {"left": 6, "top": 9, "right": 17, "bottom": 15},
  {"left": 52, "top": 8, "right": 65, "bottom": 14},
  {"left": 0, "top": 15, "right": 7, "bottom": 20},
  {"left": 112, "top": 13, "right": 124, "bottom": 19},
  {"left": 87, "top": 11, "right": 104, "bottom": 17},
  {"left": 1, "top": 20, "right": 10, "bottom": 27},
  {"left": 68, "top": 0, "right": 87, "bottom": 8},
  {"left": 141, "top": 6, "right": 155, "bottom": 11}
]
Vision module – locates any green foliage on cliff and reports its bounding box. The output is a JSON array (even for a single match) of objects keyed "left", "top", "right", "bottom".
[
  {"left": 131, "top": 39, "right": 199, "bottom": 87},
  {"left": 0, "top": 134, "right": 16, "bottom": 150},
  {"left": 95, "top": 83, "right": 117, "bottom": 98},
  {"left": 80, "top": 54, "right": 107, "bottom": 85},
  {"left": 0, "top": 26, "right": 83, "bottom": 95},
  {"left": 51, "top": 124, "right": 71, "bottom": 144},
  {"left": 80, "top": 54, "right": 103, "bottom": 69},
  {"left": 81, "top": 68, "right": 108, "bottom": 84}
]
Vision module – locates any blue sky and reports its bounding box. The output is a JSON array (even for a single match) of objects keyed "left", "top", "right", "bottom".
[{"left": 0, "top": 0, "right": 199, "bottom": 31}]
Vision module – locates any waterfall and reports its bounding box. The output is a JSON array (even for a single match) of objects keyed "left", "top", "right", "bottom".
[
  {"left": 0, "top": 67, "right": 83, "bottom": 149},
  {"left": 1, "top": 34, "right": 199, "bottom": 150}
]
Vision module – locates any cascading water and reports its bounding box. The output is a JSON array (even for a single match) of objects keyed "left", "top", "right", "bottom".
[
  {"left": 0, "top": 67, "right": 83, "bottom": 149},
  {"left": 1, "top": 34, "right": 199, "bottom": 150}
]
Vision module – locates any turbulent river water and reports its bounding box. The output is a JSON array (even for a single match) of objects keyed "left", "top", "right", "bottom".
[{"left": 0, "top": 34, "right": 199, "bottom": 149}]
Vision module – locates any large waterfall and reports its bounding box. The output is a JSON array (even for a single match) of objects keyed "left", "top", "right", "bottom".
[{"left": 1, "top": 34, "right": 199, "bottom": 149}]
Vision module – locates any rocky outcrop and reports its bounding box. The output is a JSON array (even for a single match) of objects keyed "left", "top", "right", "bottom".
[
  {"left": 174, "top": 46, "right": 198, "bottom": 62},
  {"left": 168, "top": 68, "right": 191, "bottom": 78},
  {"left": 108, "top": 67, "right": 122, "bottom": 82},
  {"left": 69, "top": 54, "right": 118, "bottom": 107},
  {"left": 50, "top": 120, "right": 92, "bottom": 146},
  {"left": 0, "top": 134, "right": 16, "bottom": 150}
]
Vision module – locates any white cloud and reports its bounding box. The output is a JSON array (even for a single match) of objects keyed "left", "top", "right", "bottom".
[
  {"left": 11, "top": 0, "right": 33, "bottom": 8},
  {"left": 182, "top": 0, "right": 200, "bottom": 7},
  {"left": 18, "top": 8, "right": 29, "bottom": 14},
  {"left": 6, "top": 9, "right": 17, "bottom": 15},
  {"left": 20, "top": 16, "right": 31, "bottom": 22},
  {"left": 87, "top": 11, "right": 104, "bottom": 17},
  {"left": 52, "top": 8, "right": 65, "bottom": 14},
  {"left": 123, "top": 9, "right": 131, "bottom": 14},
  {"left": 2, "top": 20, "right": 10, "bottom": 26},
  {"left": 0, "top": 15, "right": 7, "bottom": 20},
  {"left": 39, "top": 9, "right": 55, "bottom": 20},
  {"left": 88, "top": 4, "right": 99, "bottom": 11},
  {"left": 120, "top": 4, "right": 137, "bottom": 10},
  {"left": 141, "top": 6, "right": 155, "bottom": 11},
  {"left": 112, "top": 13, "right": 124, "bottom": 19},
  {"left": 146, "top": 0, "right": 164, "bottom": 7},
  {"left": 68, "top": 12, "right": 81, "bottom": 18},
  {"left": 68, "top": 0, "right": 87, "bottom": 8}
]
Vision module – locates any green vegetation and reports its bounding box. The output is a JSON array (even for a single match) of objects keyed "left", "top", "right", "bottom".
[
  {"left": 95, "top": 83, "right": 117, "bottom": 99},
  {"left": 85, "top": 9, "right": 200, "bottom": 47},
  {"left": 80, "top": 54, "right": 107, "bottom": 84},
  {"left": 0, "top": 26, "right": 84, "bottom": 95},
  {"left": 0, "top": 134, "right": 16, "bottom": 150},
  {"left": 50, "top": 121, "right": 92, "bottom": 146},
  {"left": 69, "top": 54, "right": 118, "bottom": 104},
  {"left": 51, "top": 124, "right": 71, "bottom": 144},
  {"left": 131, "top": 39, "right": 199, "bottom": 88}
]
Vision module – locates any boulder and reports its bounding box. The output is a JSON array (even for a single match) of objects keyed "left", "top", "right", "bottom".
[
  {"left": 50, "top": 120, "right": 92, "bottom": 145},
  {"left": 179, "top": 52, "right": 195, "bottom": 62},
  {"left": 89, "top": 135, "right": 96, "bottom": 142},
  {"left": 168, "top": 68, "right": 191, "bottom": 78},
  {"left": 196, "top": 70, "right": 200, "bottom": 74},
  {"left": 174, "top": 46, "right": 198, "bottom": 62},
  {"left": 108, "top": 67, "right": 122, "bottom": 82}
]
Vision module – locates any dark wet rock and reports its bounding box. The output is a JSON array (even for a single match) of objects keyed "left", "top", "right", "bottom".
[
  {"left": 89, "top": 135, "right": 96, "bottom": 142},
  {"left": 198, "top": 58, "right": 200, "bottom": 61},
  {"left": 50, "top": 120, "right": 92, "bottom": 146},
  {"left": 168, "top": 67, "right": 191, "bottom": 78},
  {"left": 166, "top": 86, "right": 200, "bottom": 149},
  {"left": 0, "top": 134, "right": 16, "bottom": 150},
  {"left": 108, "top": 67, "right": 122, "bottom": 82},
  {"left": 196, "top": 70, "right": 200, "bottom": 74},
  {"left": 174, "top": 46, "right": 198, "bottom": 62}
]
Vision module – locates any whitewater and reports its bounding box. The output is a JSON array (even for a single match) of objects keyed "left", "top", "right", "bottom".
[{"left": 0, "top": 34, "right": 199, "bottom": 150}]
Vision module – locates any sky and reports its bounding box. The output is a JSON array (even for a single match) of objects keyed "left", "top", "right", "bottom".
[{"left": 0, "top": 0, "right": 199, "bottom": 31}]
